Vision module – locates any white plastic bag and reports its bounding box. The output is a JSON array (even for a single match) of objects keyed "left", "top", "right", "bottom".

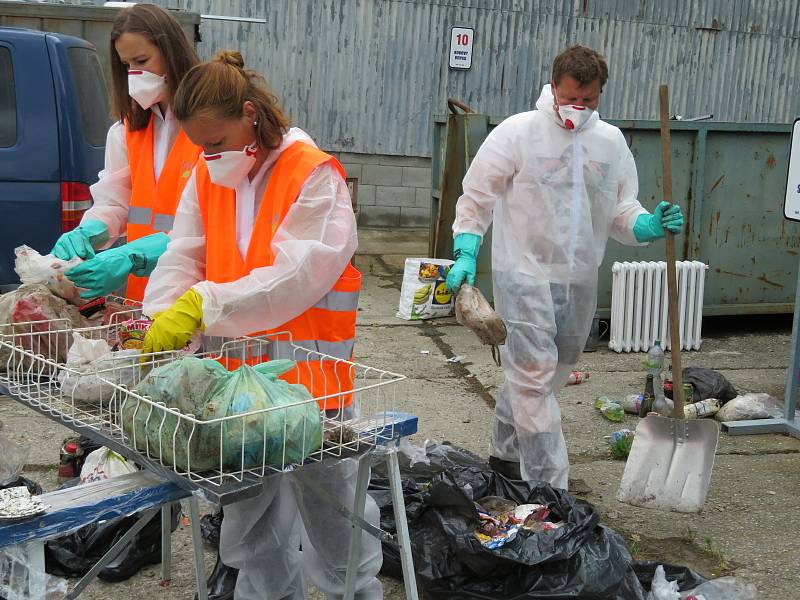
[
  {"left": 715, "top": 393, "right": 781, "bottom": 422},
  {"left": 648, "top": 565, "right": 680, "bottom": 600},
  {"left": 79, "top": 447, "right": 137, "bottom": 484},
  {"left": 14, "top": 245, "right": 82, "bottom": 304},
  {"left": 57, "top": 333, "right": 141, "bottom": 405},
  {"left": 397, "top": 258, "right": 454, "bottom": 320},
  {"left": 681, "top": 576, "right": 758, "bottom": 599}
]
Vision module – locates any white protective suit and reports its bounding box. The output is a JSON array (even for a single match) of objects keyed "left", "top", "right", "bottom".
[
  {"left": 142, "top": 128, "right": 382, "bottom": 600},
  {"left": 83, "top": 105, "right": 180, "bottom": 246},
  {"left": 453, "top": 85, "right": 647, "bottom": 489}
]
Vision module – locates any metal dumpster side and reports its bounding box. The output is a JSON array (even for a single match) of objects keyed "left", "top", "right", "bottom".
[
  {"left": 0, "top": 1, "right": 200, "bottom": 84},
  {"left": 430, "top": 114, "right": 796, "bottom": 316}
]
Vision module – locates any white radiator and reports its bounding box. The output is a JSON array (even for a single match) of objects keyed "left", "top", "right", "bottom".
[{"left": 609, "top": 261, "right": 708, "bottom": 353}]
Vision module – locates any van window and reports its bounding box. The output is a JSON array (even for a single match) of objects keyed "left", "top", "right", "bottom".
[
  {"left": 67, "top": 47, "right": 110, "bottom": 147},
  {"left": 0, "top": 47, "right": 16, "bottom": 148}
]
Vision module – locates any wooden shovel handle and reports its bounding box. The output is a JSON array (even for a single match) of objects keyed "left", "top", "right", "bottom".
[{"left": 659, "top": 84, "right": 685, "bottom": 418}]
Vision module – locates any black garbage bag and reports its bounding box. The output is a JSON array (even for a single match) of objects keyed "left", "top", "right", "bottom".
[
  {"left": 411, "top": 469, "right": 646, "bottom": 600},
  {"left": 200, "top": 510, "right": 224, "bottom": 550},
  {"left": 632, "top": 561, "right": 707, "bottom": 592},
  {"left": 0, "top": 475, "right": 42, "bottom": 496},
  {"left": 368, "top": 441, "right": 487, "bottom": 580},
  {"left": 668, "top": 367, "right": 737, "bottom": 403}
]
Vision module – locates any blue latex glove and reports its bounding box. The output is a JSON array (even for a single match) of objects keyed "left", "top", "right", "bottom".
[
  {"left": 51, "top": 220, "right": 109, "bottom": 261},
  {"left": 65, "top": 232, "right": 170, "bottom": 299},
  {"left": 633, "top": 201, "right": 685, "bottom": 243},
  {"left": 445, "top": 233, "right": 482, "bottom": 293}
]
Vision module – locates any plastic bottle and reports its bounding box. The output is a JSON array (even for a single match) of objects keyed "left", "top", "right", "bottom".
[
  {"left": 567, "top": 371, "right": 590, "bottom": 385},
  {"left": 639, "top": 374, "right": 655, "bottom": 417},
  {"left": 684, "top": 398, "right": 721, "bottom": 419},
  {"left": 645, "top": 340, "right": 665, "bottom": 406},
  {"left": 621, "top": 394, "right": 643, "bottom": 414}
]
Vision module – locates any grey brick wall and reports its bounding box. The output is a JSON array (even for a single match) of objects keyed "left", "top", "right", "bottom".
[{"left": 332, "top": 152, "right": 432, "bottom": 228}]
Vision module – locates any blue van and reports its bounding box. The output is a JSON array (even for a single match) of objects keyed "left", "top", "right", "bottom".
[{"left": 0, "top": 27, "right": 110, "bottom": 290}]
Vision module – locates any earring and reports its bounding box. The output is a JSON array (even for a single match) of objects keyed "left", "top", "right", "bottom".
[{"left": 253, "top": 121, "right": 258, "bottom": 125}]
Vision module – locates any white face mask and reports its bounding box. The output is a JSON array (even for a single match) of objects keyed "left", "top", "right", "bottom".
[
  {"left": 127, "top": 70, "right": 167, "bottom": 110},
  {"left": 204, "top": 142, "right": 258, "bottom": 189},
  {"left": 556, "top": 104, "right": 594, "bottom": 131}
]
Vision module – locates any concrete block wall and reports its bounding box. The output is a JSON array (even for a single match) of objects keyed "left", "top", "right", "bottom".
[{"left": 332, "top": 152, "right": 433, "bottom": 228}]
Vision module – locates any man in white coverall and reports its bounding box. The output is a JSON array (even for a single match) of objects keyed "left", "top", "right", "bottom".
[{"left": 446, "top": 45, "right": 684, "bottom": 489}]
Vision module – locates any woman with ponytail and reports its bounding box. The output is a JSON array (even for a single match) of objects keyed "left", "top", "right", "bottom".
[{"left": 141, "top": 51, "right": 380, "bottom": 600}]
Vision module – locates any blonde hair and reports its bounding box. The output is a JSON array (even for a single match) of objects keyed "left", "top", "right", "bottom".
[{"left": 173, "top": 50, "right": 290, "bottom": 150}]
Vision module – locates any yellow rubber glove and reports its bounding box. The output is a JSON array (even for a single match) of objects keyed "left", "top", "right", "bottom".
[{"left": 142, "top": 289, "right": 204, "bottom": 354}]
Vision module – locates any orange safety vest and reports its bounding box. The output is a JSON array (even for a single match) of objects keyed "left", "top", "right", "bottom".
[
  {"left": 196, "top": 141, "right": 361, "bottom": 410},
  {"left": 125, "top": 115, "right": 201, "bottom": 301}
]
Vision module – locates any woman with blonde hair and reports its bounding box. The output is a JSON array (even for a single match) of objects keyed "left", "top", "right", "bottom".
[
  {"left": 54, "top": 4, "right": 202, "bottom": 302},
  {"left": 141, "top": 50, "right": 381, "bottom": 600}
]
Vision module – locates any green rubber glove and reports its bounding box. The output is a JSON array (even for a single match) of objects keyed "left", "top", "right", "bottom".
[
  {"left": 633, "top": 201, "right": 685, "bottom": 243},
  {"left": 51, "top": 220, "right": 110, "bottom": 261},
  {"left": 142, "top": 289, "right": 204, "bottom": 354},
  {"left": 65, "top": 232, "right": 170, "bottom": 299},
  {"left": 446, "top": 233, "right": 482, "bottom": 293}
]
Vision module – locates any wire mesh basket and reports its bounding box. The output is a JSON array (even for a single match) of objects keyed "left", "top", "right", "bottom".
[
  {"left": 101, "top": 333, "right": 405, "bottom": 487},
  {"left": 0, "top": 304, "right": 405, "bottom": 488},
  {"left": 0, "top": 297, "right": 142, "bottom": 435}
]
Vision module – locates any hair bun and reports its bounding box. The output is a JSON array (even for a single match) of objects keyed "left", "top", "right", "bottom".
[{"left": 213, "top": 50, "right": 244, "bottom": 69}]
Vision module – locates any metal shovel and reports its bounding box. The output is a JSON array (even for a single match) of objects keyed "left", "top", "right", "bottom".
[{"left": 616, "top": 85, "right": 720, "bottom": 513}]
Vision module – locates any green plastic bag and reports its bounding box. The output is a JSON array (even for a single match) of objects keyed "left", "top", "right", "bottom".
[
  {"left": 121, "top": 356, "right": 230, "bottom": 471},
  {"left": 121, "top": 357, "right": 322, "bottom": 473},
  {"left": 203, "top": 361, "right": 323, "bottom": 470}
]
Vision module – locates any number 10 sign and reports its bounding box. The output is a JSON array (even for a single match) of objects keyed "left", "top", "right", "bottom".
[
  {"left": 785, "top": 118, "right": 800, "bottom": 221},
  {"left": 449, "top": 27, "right": 474, "bottom": 70}
]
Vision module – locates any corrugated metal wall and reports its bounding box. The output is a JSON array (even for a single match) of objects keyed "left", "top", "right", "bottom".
[{"left": 36, "top": 0, "right": 800, "bottom": 157}]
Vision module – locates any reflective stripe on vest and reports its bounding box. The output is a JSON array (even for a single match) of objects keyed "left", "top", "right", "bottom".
[
  {"left": 313, "top": 290, "right": 360, "bottom": 312},
  {"left": 195, "top": 141, "right": 360, "bottom": 409},
  {"left": 128, "top": 206, "right": 152, "bottom": 225},
  {"left": 152, "top": 213, "right": 175, "bottom": 232},
  {"left": 124, "top": 115, "right": 201, "bottom": 302}
]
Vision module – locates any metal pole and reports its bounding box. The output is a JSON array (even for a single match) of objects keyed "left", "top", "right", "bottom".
[
  {"left": 160, "top": 504, "right": 172, "bottom": 584},
  {"left": 387, "top": 449, "right": 420, "bottom": 600},
  {"left": 189, "top": 496, "right": 209, "bottom": 600},
  {"left": 343, "top": 456, "right": 372, "bottom": 600}
]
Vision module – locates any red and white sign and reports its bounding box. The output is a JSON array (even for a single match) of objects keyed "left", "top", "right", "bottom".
[{"left": 449, "top": 27, "right": 474, "bottom": 70}]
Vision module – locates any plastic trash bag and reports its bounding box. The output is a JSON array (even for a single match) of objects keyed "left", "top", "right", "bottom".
[
  {"left": 649, "top": 564, "right": 680, "bottom": 599},
  {"left": 1, "top": 543, "right": 68, "bottom": 600},
  {"left": 681, "top": 576, "right": 758, "bottom": 599},
  {"left": 397, "top": 258, "right": 454, "bottom": 320},
  {"left": 678, "top": 368, "right": 737, "bottom": 404},
  {"left": 370, "top": 441, "right": 704, "bottom": 597},
  {"left": 123, "top": 357, "right": 322, "bottom": 472},
  {"left": 200, "top": 510, "right": 224, "bottom": 550},
  {"left": 204, "top": 361, "right": 323, "bottom": 469},
  {"left": 79, "top": 447, "right": 137, "bottom": 484},
  {"left": 410, "top": 469, "right": 646, "bottom": 599},
  {"left": 0, "top": 426, "right": 27, "bottom": 487},
  {"left": 57, "top": 333, "right": 140, "bottom": 405},
  {"left": 715, "top": 393, "right": 782, "bottom": 422},
  {"left": 14, "top": 245, "right": 82, "bottom": 304}
]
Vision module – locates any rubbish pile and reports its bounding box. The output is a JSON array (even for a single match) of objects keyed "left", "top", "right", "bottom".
[
  {"left": 369, "top": 440, "right": 714, "bottom": 600},
  {"left": 474, "top": 497, "right": 563, "bottom": 549}
]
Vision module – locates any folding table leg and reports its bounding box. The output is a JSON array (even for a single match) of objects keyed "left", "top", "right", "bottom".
[
  {"left": 160, "top": 504, "right": 172, "bottom": 584},
  {"left": 189, "top": 495, "right": 209, "bottom": 600},
  {"left": 26, "top": 541, "right": 46, "bottom": 599},
  {"left": 343, "top": 455, "right": 372, "bottom": 600},
  {"left": 387, "top": 448, "right": 420, "bottom": 600}
]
